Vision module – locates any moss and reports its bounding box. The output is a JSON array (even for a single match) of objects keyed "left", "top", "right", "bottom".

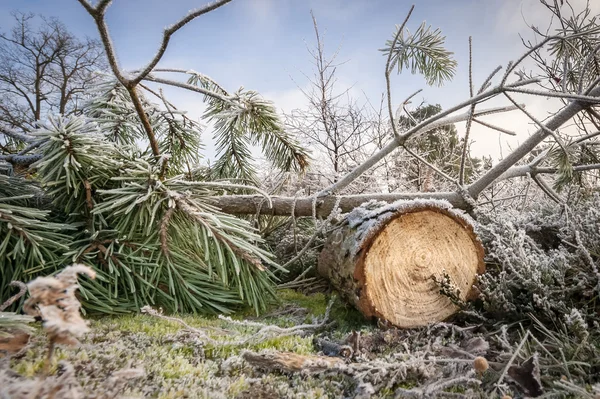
[
  {"left": 4, "top": 289, "right": 476, "bottom": 398},
  {"left": 277, "top": 289, "right": 371, "bottom": 333},
  {"left": 277, "top": 289, "right": 328, "bottom": 315}
]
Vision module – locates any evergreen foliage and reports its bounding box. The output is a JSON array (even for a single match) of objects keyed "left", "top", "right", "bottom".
[
  {"left": 397, "top": 104, "right": 491, "bottom": 190},
  {"left": 381, "top": 21, "right": 457, "bottom": 86},
  {"left": 0, "top": 70, "right": 305, "bottom": 315}
]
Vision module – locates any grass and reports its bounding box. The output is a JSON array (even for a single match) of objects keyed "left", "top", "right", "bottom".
[{"left": 4, "top": 290, "right": 371, "bottom": 398}]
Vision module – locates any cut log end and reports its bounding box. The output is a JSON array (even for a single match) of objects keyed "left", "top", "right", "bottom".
[{"left": 318, "top": 200, "right": 485, "bottom": 329}]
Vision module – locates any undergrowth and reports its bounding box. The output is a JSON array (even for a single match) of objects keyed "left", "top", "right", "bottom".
[{"left": 4, "top": 196, "right": 600, "bottom": 397}]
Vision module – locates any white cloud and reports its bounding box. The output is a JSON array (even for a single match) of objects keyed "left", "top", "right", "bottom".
[
  {"left": 263, "top": 87, "right": 308, "bottom": 114},
  {"left": 495, "top": 0, "right": 600, "bottom": 37}
]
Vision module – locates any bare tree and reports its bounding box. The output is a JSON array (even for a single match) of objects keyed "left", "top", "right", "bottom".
[
  {"left": 1, "top": 1, "right": 599, "bottom": 218},
  {"left": 285, "top": 12, "right": 377, "bottom": 193},
  {"left": 212, "top": 2, "right": 600, "bottom": 216},
  {"left": 0, "top": 12, "right": 106, "bottom": 137}
]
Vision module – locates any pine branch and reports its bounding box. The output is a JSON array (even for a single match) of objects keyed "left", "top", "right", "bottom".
[
  {"left": 385, "top": 5, "right": 415, "bottom": 141},
  {"left": 143, "top": 74, "right": 237, "bottom": 107},
  {"left": 0, "top": 127, "right": 35, "bottom": 143},
  {"left": 381, "top": 19, "right": 457, "bottom": 86},
  {"left": 0, "top": 153, "right": 43, "bottom": 166}
]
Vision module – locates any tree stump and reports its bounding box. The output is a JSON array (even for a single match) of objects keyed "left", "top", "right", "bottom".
[{"left": 318, "top": 199, "right": 485, "bottom": 328}]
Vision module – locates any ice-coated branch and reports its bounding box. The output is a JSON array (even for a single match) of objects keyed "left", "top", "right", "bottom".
[
  {"left": 0, "top": 127, "right": 35, "bottom": 143},
  {"left": 468, "top": 85, "right": 600, "bottom": 197},
  {"left": 210, "top": 191, "right": 467, "bottom": 216},
  {"left": 77, "top": 1, "right": 232, "bottom": 158},
  {"left": 0, "top": 153, "right": 43, "bottom": 165},
  {"left": 478, "top": 65, "right": 502, "bottom": 94},
  {"left": 495, "top": 162, "right": 600, "bottom": 181},
  {"left": 459, "top": 36, "right": 475, "bottom": 185},
  {"left": 506, "top": 87, "right": 600, "bottom": 103},
  {"left": 143, "top": 74, "right": 238, "bottom": 107},
  {"left": 472, "top": 118, "right": 517, "bottom": 136},
  {"left": 317, "top": 97, "right": 523, "bottom": 196},
  {"left": 130, "top": 0, "right": 233, "bottom": 85}
]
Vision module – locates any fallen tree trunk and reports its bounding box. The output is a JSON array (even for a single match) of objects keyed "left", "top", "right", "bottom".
[
  {"left": 317, "top": 199, "right": 485, "bottom": 328},
  {"left": 209, "top": 192, "right": 467, "bottom": 217}
]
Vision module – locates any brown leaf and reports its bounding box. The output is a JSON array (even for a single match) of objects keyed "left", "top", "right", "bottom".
[
  {"left": 0, "top": 332, "right": 30, "bottom": 355},
  {"left": 507, "top": 354, "right": 544, "bottom": 397}
]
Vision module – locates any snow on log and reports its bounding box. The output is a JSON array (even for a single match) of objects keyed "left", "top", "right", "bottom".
[{"left": 317, "top": 199, "right": 485, "bottom": 328}]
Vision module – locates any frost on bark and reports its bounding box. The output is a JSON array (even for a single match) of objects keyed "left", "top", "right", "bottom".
[{"left": 318, "top": 199, "right": 485, "bottom": 328}]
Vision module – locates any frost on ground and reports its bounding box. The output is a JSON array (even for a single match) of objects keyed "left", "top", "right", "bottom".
[{"left": 3, "top": 196, "right": 600, "bottom": 398}]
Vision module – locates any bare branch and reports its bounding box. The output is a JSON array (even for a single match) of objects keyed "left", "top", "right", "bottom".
[
  {"left": 468, "top": 85, "right": 600, "bottom": 197},
  {"left": 80, "top": 4, "right": 128, "bottom": 85},
  {"left": 506, "top": 87, "right": 600, "bottom": 103},
  {"left": 130, "top": 0, "right": 233, "bottom": 85},
  {"left": 126, "top": 86, "right": 160, "bottom": 156},
  {"left": 459, "top": 36, "right": 475, "bottom": 185},
  {"left": 317, "top": 81, "right": 524, "bottom": 196},
  {"left": 472, "top": 118, "right": 517, "bottom": 136},
  {"left": 95, "top": 0, "right": 114, "bottom": 15},
  {"left": 75, "top": 0, "right": 95, "bottom": 14}
]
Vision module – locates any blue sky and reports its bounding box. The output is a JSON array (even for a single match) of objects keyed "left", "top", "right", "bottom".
[{"left": 1, "top": 0, "right": 597, "bottom": 160}]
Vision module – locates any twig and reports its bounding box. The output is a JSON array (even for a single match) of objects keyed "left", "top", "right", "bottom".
[
  {"left": 495, "top": 330, "right": 531, "bottom": 394},
  {"left": 282, "top": 196, "right": 342, "bottom": 271},
  {"left": 472, "top": 118, "right": 517, "bottom": 136},
  {"left": 575, "top": 230, "right": 600, "bottom": 295},
  {"left": 130, "top": 0, "right": 233, "bottom": 85},
  {"left": 0, "top": 281, "right": 27, "bottom": 311},
  {"left": 141, "top": 298, "right": 334, "bottom": 346},
  {"left": 532, "top": 174, "right": 563, "bottom": 204},
  {"left": 503, "top": 92, "right": 569, "bottom": 153},
  {"left": 385, "top": 5, "right": 416, "bottom": 141},
  {"left": 459, "top": 36, "right": 475, "bottom": 185},
  {"left": 143, "top": 75, "right": 238, "bottom": 107},
  {"left": 468, "top": 85, "right": 600, "bottom": 198}
]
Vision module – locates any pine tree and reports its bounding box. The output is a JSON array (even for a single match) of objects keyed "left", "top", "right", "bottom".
[{"left": 0, "top": 2, "right": 309, "bottom": 315}]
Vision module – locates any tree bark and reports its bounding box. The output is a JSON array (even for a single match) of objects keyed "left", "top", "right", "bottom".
[
  {"left": 316, "top": 200, "right": 485, "bottom": 328},
  {"left": 208, "top": 192, "right": 468, "bottom": 217}
]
